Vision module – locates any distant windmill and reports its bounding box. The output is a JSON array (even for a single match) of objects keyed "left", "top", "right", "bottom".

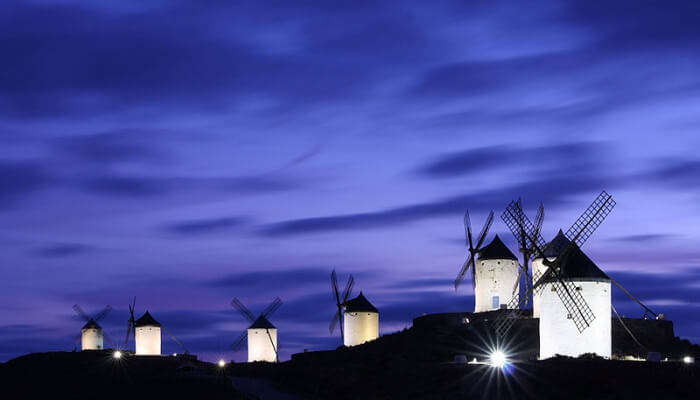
[
  {"left": 454, "top": 210, "right": 494, "bottom": 290},
  {"left": 494, "top": 191, "right": 616, "bottom": 339},
  {"left": 231, "top": 297, "right": 282, "bottom": 362},
  {"left": 125, "top": 297, "right": 187, "bottom": 356},
  {"left": 72, "top": 304, "right": 112, "bottom": 350},
  {"left": 329, "top": 269, "right": 380, "bottom": 347},
  {"left": 505, "top": 199, "right": 544, "bottom": 307},
  {"left": 329, "top": 269, "right": 354, "bottom": 343}
]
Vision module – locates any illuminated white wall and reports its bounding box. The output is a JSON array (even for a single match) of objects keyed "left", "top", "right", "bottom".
[
  {"left": 247, "top": 328, "right": 277, "bottom": 362},
  {"left": 344, "top": 311, "right": 379, "bottom": 347},
  {"left": 81, "top": 328, "right": 103, "bottom": 350},
  {"left": 531, "top": 257, "right": 552, "bottom": 318},
  {"left": 539, "top": 280, "right": 611, "bottom": 359},
  {"left": 135, "top": 326, "right": 161, "bottom": 355},
  {"left": 474, "top": 258, "right": 520, "bottom": 313}
]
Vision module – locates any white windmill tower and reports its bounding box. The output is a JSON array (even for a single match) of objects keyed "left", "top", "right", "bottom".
[
  {"left": 455, "top": 210, "right": 520, "bottom": 313},
  {"left": 329, "top": 270, "right": 380, "bottom": 347},
  {"left": 231, "top": 297, "right": 282, "bottom": 362},
  {"left": 538, "top": 238, "right": 611, "bottom": 358},
  {"left": 134, "top": 311, "right": 162, "bottom": 355},
  {"left": 72, "top": 304, "right": 112, "bottom": 350},
  {"left": 495, "top": 191, "right": 616, "bottom": 359},
  {"left": 473, "top": 235, "right": 520, "bottom": 312},
  {"left": 343, "top": 292, "right": 379, "bottom": 347},
  {"left": 124, "top": 298, "right": 187, "bottom": 356}
]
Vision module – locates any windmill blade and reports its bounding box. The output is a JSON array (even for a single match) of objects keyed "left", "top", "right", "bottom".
[
  {"left": 124, "top": 321, "right": 132, "bottom": 347},
  {"left": 265, "top": 328, "right": 279, "bottom": 361},
  {"left": 341, "top": 275, "right": 355, "bottom": 303},
  {"left": 163, "top": 326, "right": 188, "bottom": 353},
  {"left": 532, "top": 264, "right": 596, "bottom": 333},
  {"left": 512, "top": 263, "right": 524, "bottom": 296},
  {"left": 262, "top": 297, "right": 283, "bottom": 319},
  {"left": 470, "top": 259, "right": 477, "bottom": 291},
  {"left": 474, "top": 210, "right": 494, "bottom": 250},
  {"left": 564, "top": 191, "right": 616, "bottom": 249},
  {"left": 74, "top": 332, "right": 82, "bottom": 347},
  {"left": 231, "top": 332, "right": 247, "bottom": 351},
  {"left": 502, "top": 199, "right": 547, "bottom": 260},
  {"left": 331, "top": 270, "right": 342, "bottom": 306},
  {"left": 93, "top": 305, "right": 112, "bottom": 322},
  {"left": 531, "top": 203, "right": 545, "bottom": 248},
  {"left": 463, "top": 211, "right": 474, "bottom": 250},
  {"left": 231, "top": 298, "right": 256, "bottom": 323},
  {"left": 329, "top": 308, "right": 341, "bottom": 334},
  {"left": 453, "top": 253, "right": 475, "bottom": 290},
  {"left": 72, "top": 304, "right": 91, "bottom": 322},
  {"left": 498, "top": 199, "right": 597, "bottom": 336}
]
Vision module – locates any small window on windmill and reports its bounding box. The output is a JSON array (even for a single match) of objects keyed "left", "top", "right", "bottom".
[
  {"left": 575, "top": 286, "right": 582, "bottom": 291},
  {"left": 567, "top": 313, "right": 572, "bottom": 319},
  {"left": 551, "top": 285, "right": 556, "bottom": 292}
]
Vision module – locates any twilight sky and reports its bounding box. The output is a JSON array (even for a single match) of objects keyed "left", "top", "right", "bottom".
[{"left": 2, "top": 0, "right": 700, "bottom": 362}]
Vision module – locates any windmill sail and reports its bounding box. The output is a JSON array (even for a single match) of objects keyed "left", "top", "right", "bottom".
[{"left": 494, "top": 191, "right": 615, "bottom": 338}]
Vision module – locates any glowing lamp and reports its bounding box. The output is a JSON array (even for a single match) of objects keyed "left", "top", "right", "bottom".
[
  {"left": 113, "top": 351, "right": 122, "bottom": 359},
  {"left": 683, "top": 356, "right": 694, "bottom": 364},
  {"left": 490, "top": 350, "right": 507, "bottom": 368},
  {"left": 218, "top": 359, "right": 226, "bottom": 368}
]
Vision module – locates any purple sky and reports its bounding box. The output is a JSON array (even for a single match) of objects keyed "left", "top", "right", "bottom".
[{"left": 2, "top": 1, "right": 700, "bottom": 362}]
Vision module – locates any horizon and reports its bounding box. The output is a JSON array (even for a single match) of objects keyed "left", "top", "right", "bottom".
[{"left": 2, "top": 1, "right": 700, "bottom": 362}]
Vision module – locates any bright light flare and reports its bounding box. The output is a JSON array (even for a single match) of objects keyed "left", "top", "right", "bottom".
[
  {"left": 683, "top": 356, "right": 694, "bottom": 364},
  {"left": 217, "top": 359, "right": 226, "bottom": 368},
  {"left": 490, "top": 350, "right": 507, "bottom": 368},
  {"left": 113, "top": 351, "right": 122, "bottom": 359}
]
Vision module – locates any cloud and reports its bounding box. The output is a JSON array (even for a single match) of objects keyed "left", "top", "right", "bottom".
[
  {"left": 206, "top": 267, "right": 337, "bottom": 293},
  {"left": 33, "top": 243, "right": 92, "bottom": 258},
  {"left": 416, "top": 142, "right": 601, "bottom": 178},
  {"left": 260, "top": 174, "right": 609, "bottom": 236},
  {"left": 54, "top": 130, "right": 168, "bottom": 165},
  {"left": 80, "top": 175, "right": 170, "bottom": 197},
  {"left": 612, "top": 234, "right": 676, "bottom": 243},
  {"left": 0, "top": 161, "right": 53, "bottom": 208},
  {"left": 164, "top": 217, "right": 248, "bottom": 235},
  {"left": 0, "top": 1, "right": 428, "bottom": 120},
  {"left": 645, "top": 160, "right": 700, "bottom": 189}
]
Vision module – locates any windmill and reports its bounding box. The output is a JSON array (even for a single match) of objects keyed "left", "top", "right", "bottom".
[
  {"left": 124, "top": 297, "right": 186, "bottom": 356},
  {"left": 506, "top": 199, "right": 544, "bottom": 307},
  {"left": 72, "top": 304, "right": 112, "bottom": 350},
  {"left": 329, "top": 269, "right": 354, "bottom": 343},
  {"left": 454, "top": 210, "right": 494, "bottom": 290},
  {"left": 124, "top": 297, "right": 136, "bottom": 349},
  {"left": 493, "top": 191, "right": 616, "bottom": 339},
  {"left": 231, "top": 297, "right": 282, "bottom": 362}
]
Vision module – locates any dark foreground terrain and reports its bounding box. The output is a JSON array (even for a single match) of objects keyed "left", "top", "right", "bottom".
[
  {"left": 3, "top": 313, "right": 699, "bottom": 399},
  {"left": 0, "top": 351, "right": 244, "bottom": 400},
  {"left": 230, "top": 313, "right": 700, "bottom": 399}
]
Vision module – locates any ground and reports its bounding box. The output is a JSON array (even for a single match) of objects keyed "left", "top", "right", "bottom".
[{"left": 2, "top": 314, "right": 699, "bottom": 399}]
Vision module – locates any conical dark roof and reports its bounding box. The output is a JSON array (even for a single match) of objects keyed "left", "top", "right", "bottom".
[
  {"left": 537, "top": 229, "right": 570, "bottom": 259},
  {"left": 478, "top": 235, "right": 517, "bottom": 260},
  {"left": 81, "top": 319, "right": 101, "bottom": 330},
  {"left": 537, "top": 231, "right": 609, "bottom": 282},
  {"left": 249, "top": 315, "right": 276, "bottom": 329},
  {"left": 344, "top": 292, "right": 378, "bottom": 313},
  {"left": 134, "top": 311, "right": 161, "bottom": 327}
]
